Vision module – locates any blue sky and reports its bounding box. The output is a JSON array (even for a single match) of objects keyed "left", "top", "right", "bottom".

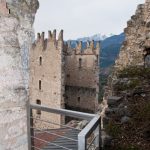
[{"left": 34, "top": 0, "right": 145, "bottom": 40}]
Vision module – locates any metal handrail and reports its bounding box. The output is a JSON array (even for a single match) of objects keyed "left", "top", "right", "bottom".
[
  {"left": 29, "top": 104, "right": 101, "bottom": 150},
  {"left": 30, "top": 103, "right": 95, "bottom": 121},
  {"left": 78, "top": 115, "right": 101, "bottom": 150}
]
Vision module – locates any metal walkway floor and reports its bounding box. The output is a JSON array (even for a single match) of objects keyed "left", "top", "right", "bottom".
[{"left": 42, "top": 129, "right": 80, "bottom": 150}]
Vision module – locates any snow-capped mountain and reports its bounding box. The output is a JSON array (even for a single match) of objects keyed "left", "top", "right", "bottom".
[{"left": 77, "top": 33, "right": 114, "bottom": 42}]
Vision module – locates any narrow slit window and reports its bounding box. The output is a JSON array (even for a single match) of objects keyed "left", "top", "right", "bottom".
[
  {"left": 36, "top": 99, "right": 41, "bottom": 115},
  {"left": 78, "top": 97, "right": 80, "bottom": 103},
  {"left": 96, "top": 55, "right": 99, "bottom": 66},
  {"left": 39, "top": 80, "right": 41, "bottom": 90},
  {"left": 79, "top": 58, "right": 82, "bottom": 68},
  {"left": 67, "top": 74, "right": 70, "bottom": 78},
  {"left": 39, "top": 57, "right": 42, "bottom": 65}
]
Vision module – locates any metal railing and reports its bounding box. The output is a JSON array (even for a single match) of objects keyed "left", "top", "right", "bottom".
[{"left": 28, "top": 104, "right": 101, "bottom": 150}]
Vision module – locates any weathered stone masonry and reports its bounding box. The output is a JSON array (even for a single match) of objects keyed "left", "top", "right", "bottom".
[
  {"left": 115, "top": 0, "right": 150, "bottom": 71},
  {"left": 0, "top": 0, "right": 39, "bottom": 149},
  {"left": 65, "top": 41, "right": 100, "bottom": 113},
  {"left": 30, "top": 30, "right": 65, "bottom": 128},
  {"left": 102, "top": 0, "right": 150, "bottom": 147}
]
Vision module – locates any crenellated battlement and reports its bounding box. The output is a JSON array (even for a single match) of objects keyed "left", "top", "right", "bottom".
[
  {"left": 0, "top": 0, "right": 10, "bottom": 16},
  {"left": 32, "top": 30, "right": 100, "bottom": 56},
  {"left": 32, "top": 30, "right": 64, "bottom": 50},
  {"left": 66, "top": 40, "right": 100, "bottom": 55}
]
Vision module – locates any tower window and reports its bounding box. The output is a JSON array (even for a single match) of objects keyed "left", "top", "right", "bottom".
[
  {"left": 39, "top": 57, "right": 42, "bottom": 65},
  {"left": 78, "top": 97, "right": 80, "bottom": 103},
  {"left": 96, "top": 55, "right": 99, "bottom": 66},
  {"left": 39, "top": 80, "right": 41, "bottom": 90},
  {"left": 67, "top": 74, "right": 70, "bottom": 78},
  {"left": 36, "top": 99, "right": 41, "bottom": 115},
  {"left": 79, "top": 58, "right": 82, "bottom": 68}
]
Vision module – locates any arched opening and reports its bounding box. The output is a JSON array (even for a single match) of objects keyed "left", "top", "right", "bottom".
[
  {"left": 144, "top": 48, "right": 150, "bottom": 68},
  {"left": 145, "top": 54, "right": 150, "bottom": 68},
  {"left": 79, "top": 58, "right": 82, "bottom": 68},
  {"left": 36, "top": 99, "right": 41, "bottom": 115}
]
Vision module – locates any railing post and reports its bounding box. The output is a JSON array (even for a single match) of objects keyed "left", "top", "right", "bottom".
[
  {"left": 78, "top": 134, "right": 86, "bottom": 150},
  {"left": 99, "top": 117, "right": 102, "bottom": 150},
  {"left": 94, "top": 125, "right": 100, "bottom": 149},
  {"left": 30, "top": 108, "right": 34, "bottom": 150},
  {"left": 27, "top": 101, "right": 31, "bottom": 150},
  {"left": 94, "top": 117, "right": 101, "bottom": 150}
]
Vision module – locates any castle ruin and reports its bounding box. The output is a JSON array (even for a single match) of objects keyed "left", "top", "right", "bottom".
[
  {"left": 102, "top": 0, "right": 150, "bottom": 148},
  {"left": 30, "top": 30, "right": 100, "bottom": 126},
  {"left": 115, "top": 0, "right": 150, "bottom": 71},
  {"left": 65, "top": 40, "right": 100, "bottom": 113}
]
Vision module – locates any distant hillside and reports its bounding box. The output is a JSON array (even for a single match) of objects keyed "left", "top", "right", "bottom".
[{"left": 101, "top": 33, "right": 125, "bottom": 69}]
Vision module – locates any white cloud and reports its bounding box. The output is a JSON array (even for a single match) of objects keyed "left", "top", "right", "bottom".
[{"left": 34, "top": 0, "right": 145, "bottom": 40}]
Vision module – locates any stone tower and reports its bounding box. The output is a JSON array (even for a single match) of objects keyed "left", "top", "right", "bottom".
[
  {"left": 30, "top": 30, "right": 65, "bottom": 128},
  {"left": 65, "top": 41, "right": 100, "bottom": 113},
  {"left": 0, "top": 0, "right": 39, "bottom": 149}
]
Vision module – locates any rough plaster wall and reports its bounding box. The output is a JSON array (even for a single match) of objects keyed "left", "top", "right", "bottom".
[
  {"left": 0, "top": 0, "right": 39, "bottom": 149},
  {"left": 65, "top": 45, "right": 100, "bottom": 113},
  {"left": 30, "top": 32, "right": 65, "bottom": 128}
]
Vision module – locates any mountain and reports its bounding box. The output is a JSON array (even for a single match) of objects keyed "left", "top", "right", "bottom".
[
  {"left": 77, "top": 33, "right": 114, "bottom": 42},
  {"left": 100, "top": 33, "right": 125, "bottom": 69}
]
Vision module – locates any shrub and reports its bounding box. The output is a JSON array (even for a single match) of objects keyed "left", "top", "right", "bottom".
[
  {"left": 105, "top": 121, "right": 121, "bottom": 137},
  {"left": 118, "top": 66, "right": 150, "bottom": 79}
]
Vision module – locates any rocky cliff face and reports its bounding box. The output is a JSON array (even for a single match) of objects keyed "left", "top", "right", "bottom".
[
  {"left": 102, "top": 0, "right": 150, "bottom": 149},
  {"left": 0, "top": 0, "right": 39, "bottom": 149}
]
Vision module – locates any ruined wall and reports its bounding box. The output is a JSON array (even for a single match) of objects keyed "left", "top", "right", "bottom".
[
  {"left": 115, "top": 0, "right": 150, "bottom": 71},
  {"left": 102, "top": 0, "right": 150, "bottom": 148},
  {"left": 103, "top": 0, "right": 150, "bottom": 101},
  {"left": 0, "top": 0, "right": 39, "bottom": 149},
  {"left": 65, "top": 41, "right": 100, "bottom": 113},
  {"left": 30, "top": 30, "right": 65, "bottom": 128}
]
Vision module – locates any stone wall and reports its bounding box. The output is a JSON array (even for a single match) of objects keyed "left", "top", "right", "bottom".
[
  {"left": 102, "top": 0, "right": 150, "bottom": 148},
  {"left": 115, "top": 0, "right": 150, "bottom": 71},
  {"left": 103, "top": 0, "right": 150, "bottom": 106},
  {"left": 29, "top": 30, "right": 65, "bottom": 128},
  {"left": 104, "top": 0, "right": 150, "bottom": 102},
  {"left": 65, "top": 41, "right": 100, "bottom": 113},
  {"left": 0, "top": 0, "right": 38, "bottom": 149}
]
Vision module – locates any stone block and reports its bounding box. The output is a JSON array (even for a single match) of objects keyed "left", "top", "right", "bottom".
[{"left": 107, "top": 96, "right": 122, "bottom": 107}]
